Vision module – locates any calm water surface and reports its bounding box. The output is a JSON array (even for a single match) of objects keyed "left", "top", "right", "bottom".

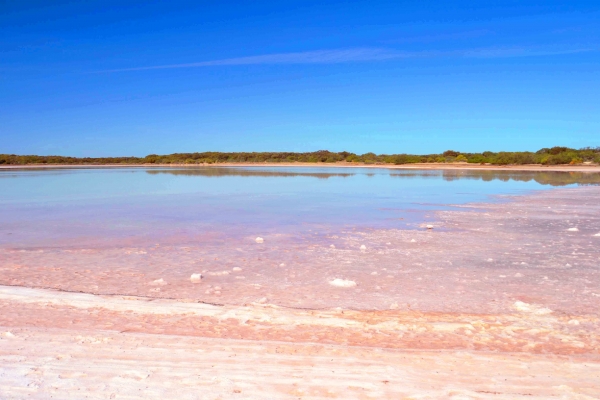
[{"left": 0, "top": 166, "right": 596, "bottom": 248}]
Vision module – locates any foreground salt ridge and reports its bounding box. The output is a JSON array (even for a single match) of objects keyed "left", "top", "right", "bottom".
[
  {"left": 1, "top": 284, "right": 598, "bottom": 355},
  {"left": 2, "top": 328, "right": 598, "bottom": 400}
]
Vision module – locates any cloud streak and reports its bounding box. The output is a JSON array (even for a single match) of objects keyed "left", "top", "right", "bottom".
[
  {"left": 99, "top": 46, "right": 593, "bottom": 73},
  {"left": 462, "top": 46, "right": 592, "bottom": 58},
  {"left": 103, "top": 48, "right": 403, "bottom": 72}
]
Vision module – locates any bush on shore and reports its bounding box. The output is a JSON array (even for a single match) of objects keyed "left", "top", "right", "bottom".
[{"left": 1, "top": 146, "right": 599, "bottom": 166}]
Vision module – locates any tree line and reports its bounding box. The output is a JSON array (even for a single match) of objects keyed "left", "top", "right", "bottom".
[{"left": 1, "top": 147, "right": 599, "bottom": 166}]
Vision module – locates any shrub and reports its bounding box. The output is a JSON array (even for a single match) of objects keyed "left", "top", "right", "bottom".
[
  {"left": 467, "top": 154, "right": 486, "bottom": 164},
  {"left": 570, "top": 157, "right": 583, "bottom": 165}
]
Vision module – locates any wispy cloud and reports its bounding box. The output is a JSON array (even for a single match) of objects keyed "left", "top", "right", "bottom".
[
  {"left": 102, "top": 48, "right": 404, "bottom": 72},
  {"left": 461, "top": 46, "right": 592, "bottom": 58},
  {"left": 389, "top": 29, "right": 493, "bottom": 44},
  {"left": 98, "top": 46, "right": 594, "bottom": 73}
]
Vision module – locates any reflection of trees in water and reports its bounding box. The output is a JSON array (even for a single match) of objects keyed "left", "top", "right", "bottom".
[
  {"left": 145, "top": 168, "right": 354, "bottom": 179},
  {"left": 392, "top": 170, "right": 600, "bottom": 186},
  {"left": 146, "top": 168, "right": 600, "bottom": 186}
]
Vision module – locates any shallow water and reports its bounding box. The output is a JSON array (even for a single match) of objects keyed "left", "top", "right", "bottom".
[
  {"left": 1, "top": 167, "right": 599, "bottom": 312},
  {"left": 0, "top": 166, "right": 592, "bottom": 247}
]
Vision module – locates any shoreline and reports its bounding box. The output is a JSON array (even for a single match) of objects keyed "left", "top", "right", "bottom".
[
  {"left": 2, "top": 161, "right": 600, "bottom": 172},
  {"left": 2, "top": 184, "right": 600, "bottom": 397}
]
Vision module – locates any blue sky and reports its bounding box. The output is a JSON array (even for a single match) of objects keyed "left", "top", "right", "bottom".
[{"left": 1, "top": 1, "right": 599, "bottom": 156}]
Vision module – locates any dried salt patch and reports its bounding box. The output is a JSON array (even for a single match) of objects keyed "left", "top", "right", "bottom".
[
  {"left": 568, "top": 319, "right": 580, "bottom": 326},
  {"left": 208, "top": 271, "right": 230, "bottom": 276},
  {"left": 514, "top": 273, "right": 523, "bottom": 278},
  {"left": 3, "top": 331, "right": 15, "bottom": 338},
  {"left": 426, "top": 224, "right": 434, "bottom": 229},
  {"left": 190, "top": 273, "right": 202, "bottom": 283},
  {"left": 255, "top": 237, "right": 264, "bottom": 243},
  {"left": 149, "top": 278, "right": 166, "bottom": 286},
  {"left": 567, "top": 227, "right": 579, "bottom": 232},
  {"left": 359, "top": 245, "right": 367, "bottom": 251},
  {"left": 232, "top": 267, "right": 242, "bottom": 272},
  {"left": 513, "top": 301, "right": 553, "bottom": 315},
  {"left": 329, "top": 278, "right": 357, "bottom": 288}
]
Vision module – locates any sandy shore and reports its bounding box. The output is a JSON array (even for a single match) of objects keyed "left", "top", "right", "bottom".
[
  {"left": 1, "top": 162, "right": 600, "bottom": 172},
  {"left": 1, "top": 185, "right": 600, "bottom": 398}
]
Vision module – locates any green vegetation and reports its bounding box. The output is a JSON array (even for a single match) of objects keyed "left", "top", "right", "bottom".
[{"left": 1, "top": 147, "right": 599, "bottom": 166}]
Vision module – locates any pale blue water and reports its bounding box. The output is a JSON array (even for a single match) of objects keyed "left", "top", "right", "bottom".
[{"left": 0, "top": 166, "right": 595, "bottom": 248}]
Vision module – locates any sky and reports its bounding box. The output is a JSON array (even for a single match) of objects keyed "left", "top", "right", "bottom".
[{"left": 1, "top": 0, "right": 599, "bottom": 157}]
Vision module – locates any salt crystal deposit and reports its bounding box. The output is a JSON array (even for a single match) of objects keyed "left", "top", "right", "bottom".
[
  {"left": 513, "top": 301, "right": 553, "bottom": 315},
  {"left": 329, "top": 278, "right": 357, "bottom": 288}
]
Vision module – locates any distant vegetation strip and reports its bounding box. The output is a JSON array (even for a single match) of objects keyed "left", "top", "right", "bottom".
[{"left": 1, "top": 147, "right": 599, "bottom": 166}]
